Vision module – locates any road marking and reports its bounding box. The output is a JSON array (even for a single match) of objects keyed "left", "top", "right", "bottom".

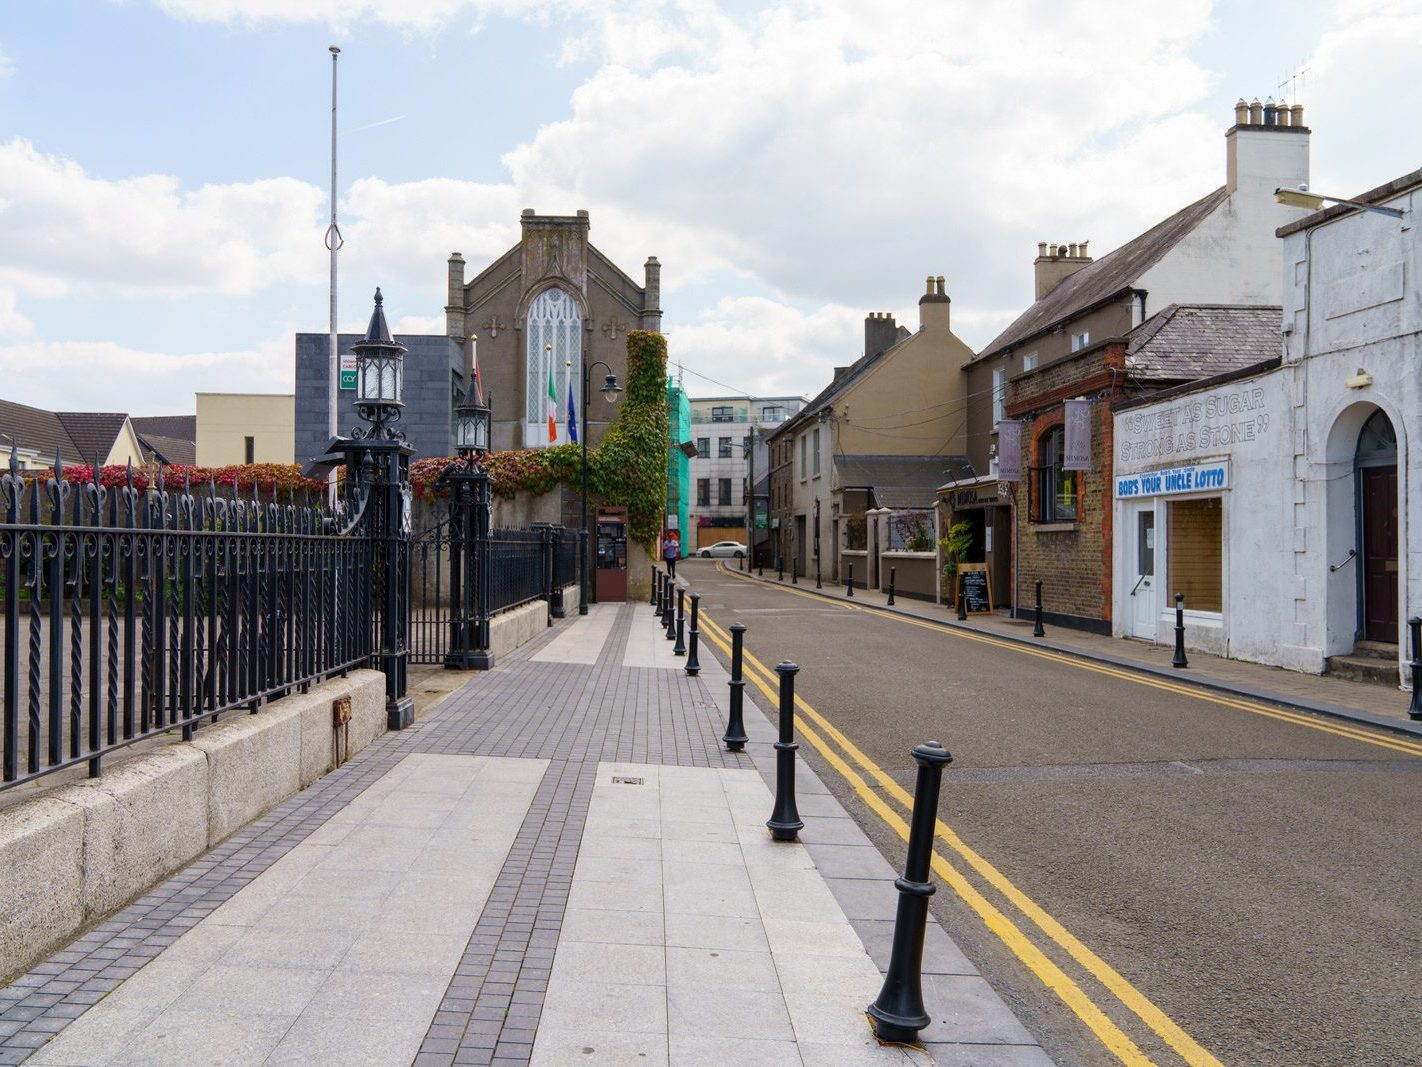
[
  {"left": 711, "top": 562, "right": 1422, "bottom": 759},
  {"left": 694, "top": 614, "right": 1163, "bottom": 1066}
]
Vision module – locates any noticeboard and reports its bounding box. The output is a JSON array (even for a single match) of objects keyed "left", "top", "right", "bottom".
[
  {"left": 339, "top": 353, "right": 358, "bottom": 391},
  {"left": 955, "top": 564, "right": 993, "bottom": 614}
]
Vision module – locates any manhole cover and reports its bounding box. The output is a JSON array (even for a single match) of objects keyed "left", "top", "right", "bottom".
[{"left": 611, "top": 776, "right": 645, "bottom": 785}]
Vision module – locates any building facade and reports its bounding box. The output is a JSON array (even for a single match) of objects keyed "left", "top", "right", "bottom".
[
  {"left": 952, "top": 99, "right": 1314, "bottom": 629},
  {"left": 444, "top": 210, "right": 662, "bottom": 453},
  {"left": 687, "top": 395, "right": 803, "bottom": 553},
  {"left": 295, "top": 210, "right": 661, "bottom": 464},
  {"left": 666, "top": 380, "right": 692, "bottom": 556},
  {"left": 1110, "top": 167, "right": 1421, "bottom": 683},
  {"left": 196, "top": 393, "right": 294, "bottom": 466},
  {"left": 768, "top": 276, "right": 973, "bottom": 584}
]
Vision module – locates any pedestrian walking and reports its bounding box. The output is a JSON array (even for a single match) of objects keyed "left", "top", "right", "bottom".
[{"left": 662, "top": 533, "right": 679, "bottom": 577}]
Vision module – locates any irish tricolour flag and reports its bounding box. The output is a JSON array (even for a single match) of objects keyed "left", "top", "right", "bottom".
[{"left": 547, "top": 363, "right": 558, "bottom": 443}]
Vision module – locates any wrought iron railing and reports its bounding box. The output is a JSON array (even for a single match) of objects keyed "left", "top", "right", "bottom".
[
  {"left": 554, "top": 531, "right": 578, "bottom": 590},
  {"left": 0, "top": 464, "right": 374, "bottom": 792},
  {"left": 487, "top": 528, "right": 546, "bottom": 615}
]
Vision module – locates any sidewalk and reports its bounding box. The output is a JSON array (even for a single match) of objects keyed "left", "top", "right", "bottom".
[
  {"left": 727, "top": 562, "right": 1419, "bottom": 735},
  {"left": 0, "top": 599, "right": 1047, "bottom": 1067}
]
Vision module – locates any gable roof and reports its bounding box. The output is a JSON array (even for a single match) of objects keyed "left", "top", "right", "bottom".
[
  {"left": 1125, "top": 304, "right": 1282, "bottom": 383},
  {"left": 978, "top": 186, "right": 1229, "bottom": 361},
  {"left": 137, "top": 433, "right": 196, "bottom": 466},
  {"left": 55, "top": 412, "right": 130, "bottom": 467},
  {"left": 132, "top": 415, "right": 196, "bottom": 442},
  {"left": 0, "top": 399, "right": 80, "bottom": 464}
]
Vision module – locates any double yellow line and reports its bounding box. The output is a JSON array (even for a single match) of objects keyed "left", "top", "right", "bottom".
[
  {"left": 714, "top": 562, "right": 1422, "bottom": 759},
  {"left": 698, "top": 610, "right": 1219, "bottom": 1067}
]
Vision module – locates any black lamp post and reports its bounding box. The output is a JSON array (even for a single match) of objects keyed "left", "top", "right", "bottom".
[
  {"left": 576, "top": 357, "right": 623, "bottom": 615},
  {"left": 347, "top": 288, "right": 416, "bottom": 729},
  {"left": 444, "top": 384, "right": 494, "bottom": 670}
]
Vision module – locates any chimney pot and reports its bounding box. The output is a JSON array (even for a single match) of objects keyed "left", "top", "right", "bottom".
[
  {"left": 1080, "top": 240, "right": 1089, "bottom": 257},
  {"left": 1291, "top": 103, "right": 1304, "bottom": 127},
  {"left": 936, "top": 276, "right": 945, "bottom": 296},
  {"left": 926, "top": 275, "right": 934, "bottom": 295},
  {"left": 1263, "top": 97, "right": 1277, "bottom": 125},
  {"left": 1234, "top": 98, "right": 1249, "bottom": 125},
  {"left": 1048, "top": 244, "right": 1058, "bottom": 257},
  {"left": 1068, "top": 242, "right": 1078, "bottom": 257},
  {"left": 1037, "top": 241, "right": 1047, "bottom": 257},
  {"left": 1249, "top": 98, "right": 1263, "bottom": 124}
]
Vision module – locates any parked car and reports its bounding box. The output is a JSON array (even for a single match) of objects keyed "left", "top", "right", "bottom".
[{"left": 698, "top": 540, "right": 747, "bottom": 559}]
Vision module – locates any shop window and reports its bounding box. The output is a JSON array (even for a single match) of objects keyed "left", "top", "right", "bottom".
[
  {"left": 1030, "top": 427, "right": 1076, "bottom": 523},
  {"left": 1167, "top": 498, "right": 1222, "bottom": 612},
  {"left": 696, "top": 479, "right": 710, "bottom": 507}
]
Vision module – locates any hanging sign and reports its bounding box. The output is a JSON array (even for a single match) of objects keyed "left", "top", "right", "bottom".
[
  {"left": 339, "top": 352, "right": 358, "bottom": 390},
  {"left": 996, "top": 420, "right": 1021, "bottom": 482},
  {"left": 1064, "top": 399, "right": 1092, "bottom": 471}
]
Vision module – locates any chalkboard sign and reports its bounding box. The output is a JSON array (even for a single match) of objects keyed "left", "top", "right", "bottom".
[{"left": 955, "top": 564, "right": 993, "bottom": 614}]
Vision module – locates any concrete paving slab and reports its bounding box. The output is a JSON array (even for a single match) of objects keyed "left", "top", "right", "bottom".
[{"left": 532, "top": 603, "right": 618, "bottom": 665}]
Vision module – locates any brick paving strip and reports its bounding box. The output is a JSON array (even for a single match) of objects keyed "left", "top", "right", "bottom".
[{"left": 1, "top": 597, "right": 1048, "bottom": 1066}]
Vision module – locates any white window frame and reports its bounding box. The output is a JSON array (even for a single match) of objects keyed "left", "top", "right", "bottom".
[
  {"left": 992, "top": 367, "right": 1005, "bottom": 424},
  {"left": 812, "top": 427, "right": 821, "bottom": 477},
  {"left": 1071, "top": 330, "right": 1090, "bottom": 352},
  {"left": 1022, "top": 352, "right": 1037, "bottom": 371},
  {"left": 524, "top": 288, "right": 581, "bottom": 447}
]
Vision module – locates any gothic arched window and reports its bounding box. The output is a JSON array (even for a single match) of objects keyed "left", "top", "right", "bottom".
[{"left": 525, "top": 288, "right": 582, "bottom": 446}]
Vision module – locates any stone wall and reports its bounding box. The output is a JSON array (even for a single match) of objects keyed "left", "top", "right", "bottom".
[{"left": 0, "top": 670, "right": 385, "bottom": 982}]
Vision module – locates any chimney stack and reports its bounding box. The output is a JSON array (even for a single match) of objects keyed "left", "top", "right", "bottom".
[
  {"left": 1225, "top": 93, "right": 1310, "bottom": 194},
  {"left": 641, "top": 256, "right": 662, "bottom": 332},
  {"left": 919, "top": 273, "right": 951, "bottom": 332},
  {"left": 864, "top": 312, "right": 898, "bottom": 360},
  {"left": 445, "top": 252, "right": 467, "bottom": 343},
  {"left": 1033, "top": 241, "right": 1092, "bottom": 300}
]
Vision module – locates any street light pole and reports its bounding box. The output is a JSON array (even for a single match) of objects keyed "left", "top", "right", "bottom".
[{"left": 578, "top": 359, "right": 622, "bottom": 616}]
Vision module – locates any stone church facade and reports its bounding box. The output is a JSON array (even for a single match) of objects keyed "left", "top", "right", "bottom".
[
  {"left": 445, "top": 209, "right": 663, "bottom": 452},
  {"left": 294, "top": 209, "right": 661, "bottom": 463}
]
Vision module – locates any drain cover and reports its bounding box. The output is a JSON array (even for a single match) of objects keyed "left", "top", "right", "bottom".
[{"left": 611, "top": 776, "right": 645, "bottom": 785}]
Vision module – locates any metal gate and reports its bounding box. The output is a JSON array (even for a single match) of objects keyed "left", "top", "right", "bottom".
[{"left": 409, "top": 517, "right": 457, "bottom": 665}]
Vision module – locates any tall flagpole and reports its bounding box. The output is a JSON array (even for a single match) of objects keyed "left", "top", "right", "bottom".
[{"left": 324, "top": 45, "right": 344, "bottom": 505}]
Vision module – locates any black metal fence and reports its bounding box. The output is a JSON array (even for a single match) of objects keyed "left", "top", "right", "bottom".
[
  {"left": 0, "top": 464, "right": 376, "bottom": 792},
  {"left": 487, "top": 528, "right": 547, "bottom": 615}
]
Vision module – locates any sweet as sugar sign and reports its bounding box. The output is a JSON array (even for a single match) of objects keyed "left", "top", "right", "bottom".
[{"left": 1115, "top": 462, "right": 1229, "bottom": 499}]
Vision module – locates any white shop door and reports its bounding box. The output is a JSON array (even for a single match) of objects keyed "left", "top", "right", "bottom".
[{"left": 1126, "top": 504, "right": 1158, "bottom": 640}]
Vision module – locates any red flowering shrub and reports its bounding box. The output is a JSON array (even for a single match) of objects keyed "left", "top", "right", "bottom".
[{"left": 24, "top": 463, "right": 329, "bottom": 496}]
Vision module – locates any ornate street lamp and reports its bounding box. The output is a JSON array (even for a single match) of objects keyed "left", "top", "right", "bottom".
[
  {"left": 576, "top": 359, "right": 622, "bottom": 615},
  {"left": 352, "top": 287, "right": 407, "bottom": 441},
  {"left": 444, "top": 383, "right": 495, "bottom": 671}
]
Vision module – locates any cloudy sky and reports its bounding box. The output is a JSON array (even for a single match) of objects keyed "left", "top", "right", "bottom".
[{"left": 1, "top": 0, "right": 1419, "bottom": 414}]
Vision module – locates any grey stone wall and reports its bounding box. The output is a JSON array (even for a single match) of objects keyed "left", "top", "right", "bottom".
[{"left": 295, "top": 332, "right": 463, "bottom": 465}]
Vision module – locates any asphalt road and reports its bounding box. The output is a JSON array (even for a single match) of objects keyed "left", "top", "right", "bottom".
[{"left": 682, "top": 558, "right": 1422, "bottom": 1067}]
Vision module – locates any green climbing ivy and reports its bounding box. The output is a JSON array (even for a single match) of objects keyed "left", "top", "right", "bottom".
[{"left": 410, "top": 329, "right": 670, "bottom": 554}]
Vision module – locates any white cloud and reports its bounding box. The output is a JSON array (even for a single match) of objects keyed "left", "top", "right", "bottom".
[
  {"left": 0, "top": 334, "right": 293, "bottom": 414},
  {"left": 0, "top": 139, "right": 325, "bottom": 300}
]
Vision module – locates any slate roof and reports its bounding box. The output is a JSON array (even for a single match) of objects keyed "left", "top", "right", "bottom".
[
  {"left": 55, "top": 413, "right": 130, "bottom": 467},
  {"left": 977, "top": 186, "right": 1230, "bottom": 361},
  {"left": 1125, "top": 304, "right": 1282, "bottom": 383},
  {"left": 835, "top": 454, "right": 976, "bottom": 508},
  {"left": 138, "top": 433, "right": 196, "bottom": 466},
  {"left": 132, "top": 415, "right": 196, "bottom": 442},
  {"left": 0, "top": 399, "right": 80, "bottom": 465}
]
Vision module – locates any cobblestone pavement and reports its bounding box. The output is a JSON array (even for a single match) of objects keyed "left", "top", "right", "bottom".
[{"left": 0, "top": 592, "right": 1045, "bottom": 1067}]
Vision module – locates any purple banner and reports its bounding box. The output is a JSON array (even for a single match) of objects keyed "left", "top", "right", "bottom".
[
  {"left": 1064, "top": 399, "right": 1092, "bottom": 471},
  {"left": 997, "top": 420, "right": 1021, "bottom": 482}
]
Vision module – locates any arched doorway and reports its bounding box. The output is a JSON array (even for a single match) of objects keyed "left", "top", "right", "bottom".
[{"left": 1355, "top": 409, "right": 1398, "bottom": 644}]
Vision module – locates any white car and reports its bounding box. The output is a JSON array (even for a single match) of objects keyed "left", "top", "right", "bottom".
[{"left": 698, "top": 540, "right": 747, "bottom": 559}]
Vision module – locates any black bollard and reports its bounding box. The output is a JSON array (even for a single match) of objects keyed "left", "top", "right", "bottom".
[
  {"left": 1172, "top": 593, "right": 1188, "bottom": 669},
  {"left": 758, "top": 559, "right": 764, "bottom": 578},
  {"left": 674, "top": 588, "right": 687, "bottom": 656},
  {"left": 868, "top": 740, "right": 954, "bottom": 1044},
  {"left": 792, "top": 556, "right": 798, "bottom": 584},
  {"left": 685, "top": 593, "right": 701, "bottom": 675},
  {"left": 778, "top": 555, "right": 784, "bottom": 582},
  {"left": 815, "top": 557, "right": 822, "bottom": 589},
  {"left": 1033, "top": 579, "right": 1045, "bottom": 637},
  {"left": 653, "top": 570, "right": 663, "bottom": 614},
  {"left": 664, "top": 581, "right": 677, "bottom": 640},
  {"left": 723, "top": 623, "right": 748, "bottom": 751},
  {"left": 888, "top": 566, "right": 896, "bottom": 607},
  {"left": 846, "top": 562, "right": 855, "bottom": 598},
  {"left": 1409, "top": 617, "right": 1422, "bottom": 720},
  {"left": 650, "top": 566, "right": 658, "bottom": 607},
  {"left": 766, "top": 661, "right": 804, "bottom": 841},
  {"left": 956, "top": 587, "right": 967, "bottom": 621}
]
